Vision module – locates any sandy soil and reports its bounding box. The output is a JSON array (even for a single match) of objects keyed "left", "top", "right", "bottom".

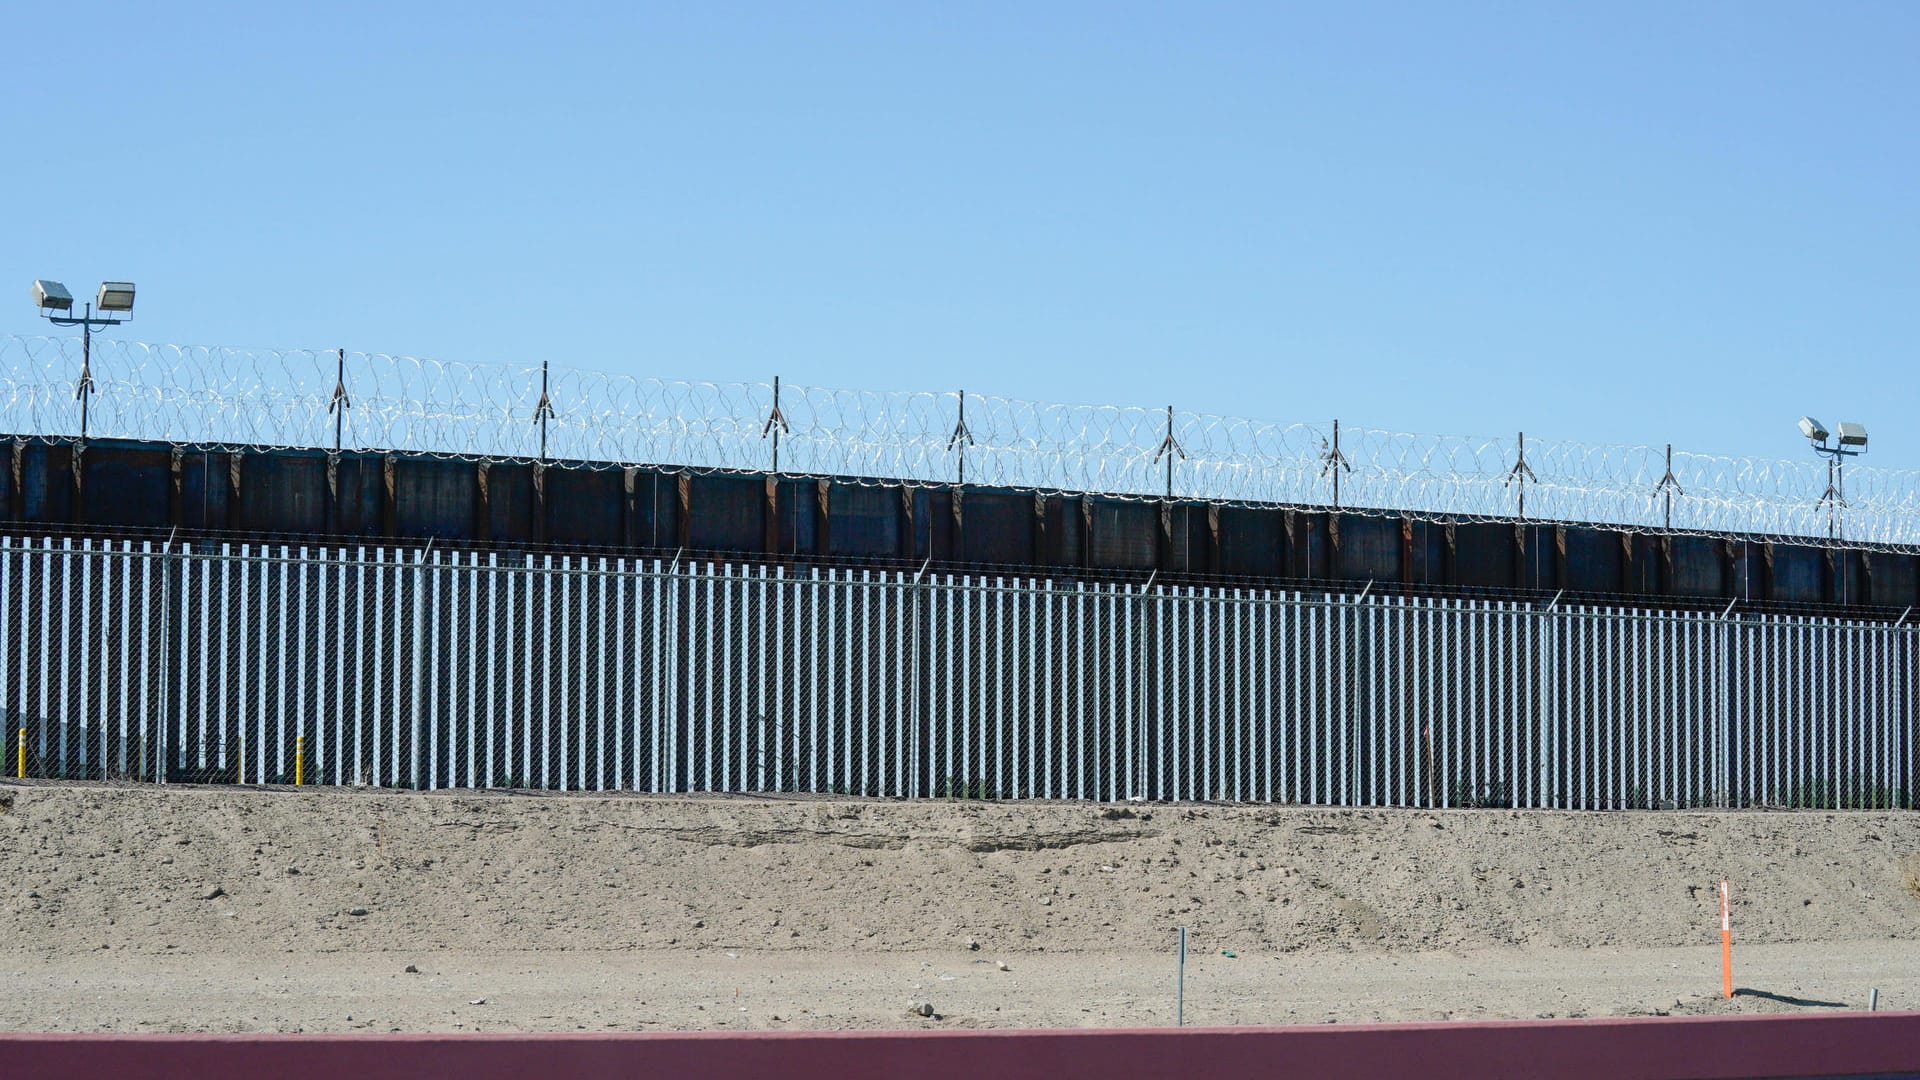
[{"left": 1, "top": 781, "right": 1917, "bottom": 1031}]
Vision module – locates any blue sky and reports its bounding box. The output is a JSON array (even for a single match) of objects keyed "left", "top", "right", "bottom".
[{"left": 8, "top": 1, "right": 1917, "bottom": 464}]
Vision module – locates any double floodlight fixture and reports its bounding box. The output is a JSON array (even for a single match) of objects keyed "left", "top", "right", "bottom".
[
  {"left": 30, "top": 275, "right": 140, "bottom": 442},
  {"left": 1800, "top": 415, "right": 1868, "bottom": 457},
  {"left": 31, "top": 277, "right": 135, "bottom": 325}
]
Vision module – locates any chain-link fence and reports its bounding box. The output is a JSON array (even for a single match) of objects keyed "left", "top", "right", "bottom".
[{"left": 1, "top": 534, "right": 1913, "bottom": 809}]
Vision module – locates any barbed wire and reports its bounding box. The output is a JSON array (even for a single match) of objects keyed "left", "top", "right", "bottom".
[{"left": 4, "top": 333, "right": 1916, "bottom": 550}]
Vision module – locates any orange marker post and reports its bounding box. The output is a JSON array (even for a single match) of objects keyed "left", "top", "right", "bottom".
[{"left": 1719, "top": 880, "right": 1733, "bottom": 999}]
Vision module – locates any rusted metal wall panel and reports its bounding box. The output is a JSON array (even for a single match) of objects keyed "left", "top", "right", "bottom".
[
  {"left": 175, "top": 450, "right": 228, "bottom": 531},
  {"left": 233, "top": 451, "right": 327, "bottom": 535},
  {"left": 545, "top": 468, "right": 624, "bottom": 548},
  {"left": 1216, "top": 506, "right": 1282, "bottom": 578},
  {"left": 1336, "top": 513, "right": 1399, "bottom": 583},
  {"left": 827, "top": 483, "right": 899, "bottom": 558},
  {"left": 1086, "top": 499, "right": 1155, "bottom": 570},
  {"left": 391, "top": 457, "right": 476, "bottom": 541},
  {"left": 1770, "top": 544, "right": 1825, "bottom": 604},
  {"left": 1560, "top": 527, "right": 1622, "bottom": 594},
  {"left": 777, "top": 477, "right": 819, "bottom": 556},
  {"left": 78, "top": 447, "right": 170, "bottom": 529},
  {"left": 1042, "top": 496, "right": 1081, "bottom": 567},
  {"left": 486, "top": 463, "right": 534, "bottom": 541},
  {"left": 1869, "top": 551, "right": 1917, "bottom": 608},
  {"left": 625, "top": 469, "right": 677, "bottom": 551},
  {"left": 1667, "top": 536, "right": 1725, "bottom": 598},
  {"left": 19, "top": 443, "right": 71, "bottom": 523},
  {"left": 1452, "top": 523, "right": 1514, "bottom": 589},
  {"left": 960, "top": 490, "right": 1033, "bottom": 566},
  {"left": 686, "top": 474, "right": 762, "bottom": 553}
]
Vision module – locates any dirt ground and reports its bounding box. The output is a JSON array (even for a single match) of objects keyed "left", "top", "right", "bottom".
[{"left": 1, "top": 781, "right": 1917, "bottom": 1032}]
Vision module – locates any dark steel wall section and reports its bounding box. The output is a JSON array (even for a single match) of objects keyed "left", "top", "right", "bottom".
[{"left": 5, "top": 435, "right": 1912, "bottom": 615}]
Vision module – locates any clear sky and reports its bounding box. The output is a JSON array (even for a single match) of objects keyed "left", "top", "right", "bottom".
[{"left": 8, "top": 1, "right": 1917, "bottom": 465}]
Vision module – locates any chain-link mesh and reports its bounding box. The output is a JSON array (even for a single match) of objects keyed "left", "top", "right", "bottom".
[
  {"left": 6, "top": 333, "right": 1920, "bottom": 550},
  {"left": 1, "top": 533, "right": 1913, "bottom": 809}
]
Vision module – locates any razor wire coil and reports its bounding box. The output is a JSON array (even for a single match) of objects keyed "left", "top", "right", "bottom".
[{"left": 4, "top": 333, "right": 1916, "bottom": 551}]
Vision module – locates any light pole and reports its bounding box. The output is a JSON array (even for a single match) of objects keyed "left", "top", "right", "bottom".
[
  {"left": 1797, "top": 415, "right": 1868, "bottom": 542},
  {"left": 31, "top": 279, "right": 137, "bottom": 441}
]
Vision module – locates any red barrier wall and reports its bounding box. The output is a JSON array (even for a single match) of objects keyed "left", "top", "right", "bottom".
[{"left": 6, "top": 1013, "right": 1919, "bottom": 1080}]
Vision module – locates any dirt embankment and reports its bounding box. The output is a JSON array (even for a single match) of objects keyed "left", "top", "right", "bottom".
[{"left": 3, "top": 783, "right": 1917, "bottom": 960}]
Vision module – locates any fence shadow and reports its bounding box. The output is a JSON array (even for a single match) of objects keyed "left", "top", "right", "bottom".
[{"left": 1732, "top": 988, "right": 1851, "bottom": 1009}]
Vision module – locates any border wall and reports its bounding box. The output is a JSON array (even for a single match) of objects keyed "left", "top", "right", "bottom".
[
  {"left": 2, "top": 436, "right": 1909, "bottom": 616},
  {"left": 5, "top": 536, "right": 1912, "bottom": 809}
]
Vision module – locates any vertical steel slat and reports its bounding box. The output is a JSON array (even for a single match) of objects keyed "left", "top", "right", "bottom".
[
  {"left": 1875, "top": 624, "right": 1889, "bottom": 805},
  {"left": 1789, "top": 619, "right": 1803, "bottom": 805},
  {"left": 1287, "top": 596, "right": 1301, "bottom": 804},
  {"left": 332, "top": 551, "right": 345, "bottom": 787},
  {"left": 141, "top": 543, "right": 154, "bottom": 782},
  {"left": 1780, "top": 618, "right": 1793, "bottom": 804},
  {"left": 593, "top": 558, "right": 606, "bottom": 792},
  {"left": 649, "top": 561, "right": 663, "bottom": 792},
  {"left": 37, "top": 544, "right": 50, "bottom": 766},
  {"left": 808, "top": 572, "right": 821, "bottom": 794},
  {"left": 1542, "top": 604, "right": 1556, "bottom": 809},
  {"left": 1492, "top": 603, "right": 1507, "bottom": 809},
  {"left": 1026, "top": 582, "right": 1039, "bottom": 801},
  {"left": 1335, "top": 597, "right": 1348, "bottom": 807},
  {"left": 755, "top": 566, "right": 768, "bottom": 794},
  {"left": 484, "top": 553, "right": 497, "bottom": 789},
  {"left": 1678, "top": 615, "right": 1692, "bottom": 807},
  {"left": 1147, "top": 586, "right": 1161, "bottom": 802},
  {"left": 825, "top": 570, "right": 839, "bottom": 795},
  {"left": 775, "top": 567, "right": 788, "bottom": 794},
  {"left": 540, "top": 555, "right": 553, "bottom": 791},
  {"left": 1305, "top": 601, "right": 1320, "bottom": 806},
  {"left": 273, "top": 549, "right": 289, "bottom": 783},
  {"left": 372, "top": 549, "right": 386, "bottom": 787},
  {"left": 1068, "top": 584, "right": 1083, "bottom": 801},
  {"left": 896, "top": 575, "right": 908, "bottom": 798},
  {"left": 1253, "top": 593, "right": 1269, "bottom": 804},
  {"left": 1373, "top": 599, "right": 1387, "bottom": 807},
  {"left": 1761, "top": 617, "right": 1774, "bottom": 804},
  {"left": 865, "top": 573, "right": 880, "bottom": 797},
  {"left": 942, "top": 577, "right": 955, "bottom": 798},
  {"left": 202, "top": 546, "right": 222, "bottom": 781},
  {"left": 715, "top": 564, "right": 729, "bottom": 793},
  {"left": 425, "top": 550, "right": 439, "bottom": 791},
  {"left": 114, "top": 545, "right": 129, "bottom": 776},
  {"left": 1236, "top": 588, "right": 1251, "bottom": 799},
  {"left": 311, "top": 549, "right": 326, "bottom": 786},
  {"left": 959, "top": 577, "right": 973, "bottom": 797},
  {"left": 1101, "top": 587, "right": 1116, "bottom": 803},
  {"left": 1443, "top": 601, "right": 1459, "bottom": 809},
  {"left": 76, "top": 541, "right": 92, "bottom": 777},
  {"left": 1046, "top": 580, "right": 1057, "bottom": 801},
  {"left": 1609, "top": 607, "right": 1622, "bottom": 809},
  {"left": 0, "top": 539, "right": 8, "bottom": 778},
  {"left": 63, "top": 541, "right": 79, "bottom": 776}
]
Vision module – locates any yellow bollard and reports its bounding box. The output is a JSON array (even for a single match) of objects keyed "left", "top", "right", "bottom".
[
  {"left": 15, "top": 727, "right": 23, "bottom": 779},
  {"left": 295, "top": 736, "right": 305, "bottom": 786}
]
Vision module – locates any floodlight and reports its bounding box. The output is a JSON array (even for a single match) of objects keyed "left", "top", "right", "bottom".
[
  {"left": 1798, "top": 416, "right": 1829, "bottom": 443},
  {"left": 95, "top": 281, "right": 135, "bottom": 313},
  {"left": 31, "top": 279, "right": 73, "bottom": 312},
  {"left": 1836, "top": 421, "right": 1868, "bottom": 449}
]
